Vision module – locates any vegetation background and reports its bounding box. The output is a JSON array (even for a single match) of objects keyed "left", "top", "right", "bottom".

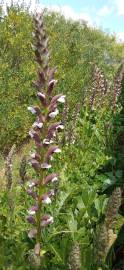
[{"left": 0, "top": 3, "right": 124, "bottom": 270}]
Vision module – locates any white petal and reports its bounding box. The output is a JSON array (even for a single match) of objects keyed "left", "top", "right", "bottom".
[
  {"left": 49, "top": 79, "right": 57, "bottom": 86},
  {"left": 38, "top": 123, "right": 43, "bottom": 128},
  {"left": 43, "top": 197, "right": 51, "bottom": 204},
  {"left": 52, "top": 176, "right": 58, "bottom": 182},
  {"left": 27, "top": 210, "right": 36, "bottom": 215},
  {"left": 56, "top": 125, "right": 64, "bottom": 130},
  {"left": 43, "top": 139, "right": 53, "bottom": 145},
  {"left": 37, "top": 92, "right": 45, "bottom": 98},
  {"left": 57, "top": 95, "right": 66, "bottom": 103},
  {"left": 41, "top": 215, "right": 54, "bottom": 226},
  {"left": 29, "top": 130, "right": 34, "bottom": 138},
  {"left": 41, "top": 163, "right": 52, "bottom": 169},
  {"left": 30, "top": 153, "right": 36, "bottom": 158},
  {"left": 48, "top": 216, "right": 54, "bottom": 223},
  {"left": 28, "top": 181, "right": 35, "bottom": 188},
  {"left": 53, "top": 132, "right": 56, "bottom": 137},
  {"left": 28, "top": 106, "right": 36, "bottom": 114},
  {"left": 49, "top": 109, "right": 59, "bottom": 118},
  {"left": 32, "top": 122, "right": 43, "bottom": 129},
  {"left": 54, "top": 148, "right": 61, "bottom": 153}
]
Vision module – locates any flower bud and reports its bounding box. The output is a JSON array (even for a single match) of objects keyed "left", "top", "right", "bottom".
[
  {"left": 28, "top": 228, "right": 37, "bottom": 239},
  {"left": 27, "top": 215, "right": 36, "bottom": 225}
]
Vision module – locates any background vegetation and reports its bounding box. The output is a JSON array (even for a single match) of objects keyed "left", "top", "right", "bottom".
[{"left": 0, "top": 4, "right": 124, "bottom": 270}]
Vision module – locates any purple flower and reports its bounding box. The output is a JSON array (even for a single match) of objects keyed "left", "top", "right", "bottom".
[
  {"left": 44, "top": 173, "right": 58, "bottom": 184},
  {"left": 27, "top": 180, "right": 38, "bottom": 188},
  {"left": 27, "top": 215, "right": 36, "bottom": 225},
  {"left": 27, "top": 13, "right": 65, "bottom": 256},
  {"left": 27, "top": 189, "right": 37, "bottom": 199},
  {"left": 45, "top": 146, "right": 61, "bottom": 163},
  {"left": 32, "top": 121, "right": 43, "bottom": 129},
  {"left": 48, "top": 79, "right": 57, "bottom": 94},
  {"left": 41, "top": 194, "right": 52, "bottom": 204},
  {"left": 31, "top": 160, "right": 40, "bottom": 171},
  {"left": 41, "top": 215, "right": 54, "bottom": 227},
  {"left": 37, "top": 92, "right": 47, "bottom": 106},
  {"left": 49, "top": 108, "right": 59, "bottom": 118},
  {"left": 41, "top": 163, "right": 52, "bottom": 169},
  {"left": 37, "top": 92, "right": 45, "bottom": 99},
  {"left": 27, "top": 205, "right": 38, "bottom": 215},
  {"left": 30, "top": 152, "right": 41, "bottom": 160}
]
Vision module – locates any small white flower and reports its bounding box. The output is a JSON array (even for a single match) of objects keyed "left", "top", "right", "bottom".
[
  {"left": 28, "top": 181, "right": 35, "bottom": 188},
  {"left": 49, "top": 108, "right": 59, "bottom": 118},
  {"left": 29, "top": 130, "right": 34, "bottom": 138},
  {"left": 41, "top": 163, "right": 52, "bottom": 169},
  {"left": 28, "top": 106, "right": 36, "bottom": 114},
  {"left": 42, "top": 196, "right": 51, "bottom": 204},
  {"left": 27, "top": 206, "right": 38, "bottom": 215},
  {"left": 54, "top": 148, "right": 61, "bottom": 153},
  {"left": 48, "top": 216, "right": 54, "bottom": 223},
  {"left": 53, "top": 132, "right": 56, "bottom": 138},
  {"left": 57, "top": 95, "right": 66, "bottom": 103},
  {"left": 27, "top": 209, "right": 36, "bottom": 215},
  {"left": 37, "top": 92, "right": 45, "bottom": 98},
  {"left": 30, "top": 153, "right": 36, "bottom": 158},
  {"left": 43, "top": 139, "right": 53, "bottom": 145},
  {"left": 56, "top": 124, "right": 64, "bottom": 130},
  {"left": 52, "top": 176, "right": 58, "bottom": 182},
  {"left": 41, "top": 216, "right": 54, "bottom": 227},
  {"left": 32, "top": 122, "right": 43, "bottom": 129},
  {"left": 49, "top": 79, "right": 57, "bottom": 86}
]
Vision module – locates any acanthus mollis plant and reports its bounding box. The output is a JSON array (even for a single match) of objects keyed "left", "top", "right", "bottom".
[
  {"left": 27, "top": 12, "right": 65, "bottom": 259},
  {"left": 111, "top": 63, "right": 124, "bottom": 110},
  {"left": 67, "top": 102, "right": 81, "bottom": 145},
  {"left": 88, "top": 65, "right": 108, "bottom": 111},
  {"left": 5, "top": 144, "right": 16, "bottom": 191}
]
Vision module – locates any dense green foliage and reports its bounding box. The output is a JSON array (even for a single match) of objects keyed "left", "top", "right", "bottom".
[
  {"left": 0, "top": 6, "right": 124, "bottom": 155},
  {"left": 0, "top": 7, "right": 36, "bottom": 155},
  {"left": 0, "top": 4, "right": 124, "bottom": 270}
]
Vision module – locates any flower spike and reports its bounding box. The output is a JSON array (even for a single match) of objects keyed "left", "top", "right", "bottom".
[{"left": 27, "top": 13, "right": 65, "bottom": 258}]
